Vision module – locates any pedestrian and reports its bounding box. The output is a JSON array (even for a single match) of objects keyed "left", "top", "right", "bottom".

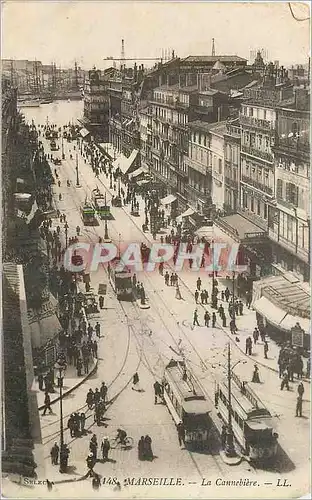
[
  {"left": 132, "top": 372, "right": 141, "bottom": 391},
  {"left": 204, "top": 311, "right": 210, "bottom": 327},
  {"left": 224, "top": 287, "right": 230, "bottom": 302},
  {"left": 260, "top": 330, "right": 266, "bottom": 343},
  {"left": 245, "top": 337, "right": 252, "bottom": 355},
  {"left": 297, "top": 382, "right": 304, "bottom": 398},
  {"left": 144, "top": 435, "right": 153, "bottom": 460},
  {"left": 280, "top": 370, "right": 290, "bottom": 391},
  {"left": 50, "top": 442, "right": 59, "bottom": 465},
  {"left": 153, "top": 380, "right": 162, "bottom": 404},
  {"left": 193, "top": 309, "right": 200, "bottom": 327},
  {"left": 83, "top": 356, "right": 89, "bottom": 375},
  {"left": 77, "top": 357, "right": 82, "bottom": 376},
  {"left": 138, "top": 436, "right": 145, "bottom": 460},
  {"left": 196, "top": 277, "right": 202, "bottom": 291},
  {"left": 94, "top": 388, "right": 101, "bottom": 405},
  {"left": 170, "top": 273, "right": 174, "bottom": 286},
  {"left": 295, "top": 395, "right": 303, "bottom": 417},
  {"left": 100, "top": 382, "right": 108, "bottom": 402},
  {"left": 221, "top": 290, "right": 225, "bottom": 301},
  {"left": 264, "top": 341, "right": 269, "bottom": 359},
  {"left": 80, "top": 412, "right": 86, "bottom": 434},
  {"left": 92, "top": 340, "right": 98, "bottom": 358},
  {"left": 253, "top": 328, "right": 259, "bottom": 344},
  {"left": 38, "top": 373, "right": 44, "bottom": 391},
  {"left": 238, "top": 300, "right": 244, "bottom": 315},
  {"left": 221, "top": 313, "right": 227, "bottom": 328},
  {"left": 67, "top": 415, "right": 75, "bottom": 437},
  {"left": 194, "top": 290, "right": 199, "bottom": 304},
  {"left": 176, "top": 421, "right": 186, "bottom": 447},
  {"left": 251, "top": 365, "right": 260, "bottom": 383},
  {"left": 212, "top": 312, "right": 217, "bottom": 328},
  {"left": 230, "top": 319, "right": 237, "bottom": 335},
  {"left": 203, "top": 290, "right": 209, "bottom": 304},
  {"left": 86, "top": 453, "right": 96, "bottom": 477},
  {"left": 42, "top": 391, "right": 53, "bottom": 415},
  {"left": 90, "top": 434, "right": 98, "bottom": 460},
  {"left": 99, "top": 296, "right": 104, "bottom": 309},
  {"left": 101, "top": 437, "right": 110, "bottom": 461},
  {"left": 95, "top": 322, "right": 101, "bottom": 338},
  {"left": 200, "top": 290, "right": 205, "bottom": 304},
  {"left": 165, "top": 271, "right": 169, "bottom": 286},
  {"left": 86, "top": 388, "right": 94, "bottom": 409}
]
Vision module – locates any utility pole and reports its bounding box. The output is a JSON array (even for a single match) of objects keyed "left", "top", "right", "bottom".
[
  {"left": 225, "top": 343, "right": 237, "bottom": 458},
  {"left": 74, "top": 60, "right": 79, "bottom": 89},
  {"left": 76, "top": 153, "right": 80, "bottom": 187},
  {"left": 212, "top": 38, "right": 216, "bottom": 57}
]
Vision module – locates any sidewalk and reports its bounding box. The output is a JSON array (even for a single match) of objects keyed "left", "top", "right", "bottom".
[{"left": 35, "top": 359, "right": 98, "bottom": 411}]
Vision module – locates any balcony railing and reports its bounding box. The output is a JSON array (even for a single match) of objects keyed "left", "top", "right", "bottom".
[
  {"left": 240, "top": 114, "right": 275, "bottom": 131},
  {"left": 276, "top": 196, "right": 297, "bottom": 211},
  {"left": 241, "top": 175, "right": 273, "bottom": 195},
  {"left": 275, "top": 137, "right": 310, "bottom": 155},
  {"left": 224, "top": 175, "right": 239, "bottom": 189},
  {"left": 225, "top": 123, "right": 241, "bottom": 138},
  {"left": 241, "top": 145, "right": 273, "bottom": 162}
]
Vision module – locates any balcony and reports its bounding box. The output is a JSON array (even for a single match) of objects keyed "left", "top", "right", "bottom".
[
  {"left": 241, "top": 145, "right": 273, "bottom": 162},
  {"left": 240, "top": 114, "right": 275, "bottom": 131},
  {"left": 186, "top": 184, "right": 209, "bottom": 198},
  {"left": 224, "top": 123, "right": 241, "bottom": 138},
  {"left": 274, "top": 137, "right": 310, "bottom": 156},
  {"left": 241, "top": 175, "right": 273, "bottom": 195},
  {"left": 276, "top": 196, "right": 297, "bottom": 211},
  {"left": 224, "top": 175, "right": 238, "bottom": 189},
  {"left": 185, "top": 155, "right": 211, "bottom": 176}
]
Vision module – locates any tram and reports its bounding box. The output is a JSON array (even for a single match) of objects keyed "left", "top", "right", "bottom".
[
  {"left": 215, "top": 371, "right": 278, "bottom": 462},
  {"left": 80, "top": 204, "right": 98, "bottom": 226},
  {"left": 50, "top": 139, "right": 59, "bottom": 151},
  {"left": 107, "top": 257, "right": 133, "bottom": 301},
  {"left": 91, "top": 189, "right": 112, "bottom": 220},
  {"left": 163, "top": 359, "right": 212, "bottom": 450}
]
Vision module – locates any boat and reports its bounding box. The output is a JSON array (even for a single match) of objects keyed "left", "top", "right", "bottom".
[
  {"left": 41, "top": 99, "right": 53, "bottom": 104},
  {"left": 17, "top": 99, "right": 41, "bottom": 108}
]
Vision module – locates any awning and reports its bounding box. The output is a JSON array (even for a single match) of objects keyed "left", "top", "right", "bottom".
[
  {"left": 128, "top": 167, "right": 146, "bottom": 179},
  {"left": 14, "top": 193, "right": 32, "bottom": 201},
  {"left": 180, "top": 207, "right": 196, "bottom": 218},
  {"left": 161, "top": 194, "right": 177, "bottom": 205},
  {"left": 113, "top": 149, "right": 138, "bottom": 175},
  {"left": 253, "top": 296, "right": 287, "bottom": 328},
  {"left": 137, "top": 179, "right": 151, "bottom": 186},
  {"left": 279, "top": 314, "right": 310, "bottom": 334},
  {"left": 195, "top": 225, "right": 214, "bottom": 238},
  {"left": 80, "top": 127, "right": 90, "bottom": 138}
]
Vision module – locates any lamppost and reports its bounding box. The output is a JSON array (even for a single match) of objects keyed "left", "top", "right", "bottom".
[
  {"left": 103, "top": 192, "right": 110, "bottom": 241},
  {"left": 54, "top": 362, "right": 66, "bottom": 472},
  {"left": 231, "top": 271, "right": 236, "bottom": 325},
  {"left": 224, "top": 344, "right": 246, "bottom": 459},
  {"left": 75, "top": 153, "right": 80, "bottom": 187},
  {"left": 61, "top": 136, "right": 65, "bottom": 160},
  {"left": 109, "top": 172, "right": 113, "bottom": 189},
  {"left": 64, "top": 222, "right": 69, "bottom": 249}
]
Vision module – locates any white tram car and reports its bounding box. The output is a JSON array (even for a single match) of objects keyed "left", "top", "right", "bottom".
[
  {"left": 163, "top": 359, "right": 212, "bottom": 450},
  {"left": 108, "top": 258, "right": 133, "bottom": 301},
  {"left": 215, "top": 372, "right": 278, "bottom": 462}
]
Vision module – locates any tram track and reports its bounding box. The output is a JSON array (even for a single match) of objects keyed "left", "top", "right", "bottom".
[{"left": 42, "top": 134, "right": 256, "bottom": 476}]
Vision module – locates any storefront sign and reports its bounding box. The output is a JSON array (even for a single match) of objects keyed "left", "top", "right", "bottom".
[{"left": 291, "top": 323, "right": 304, "bottom": 348}]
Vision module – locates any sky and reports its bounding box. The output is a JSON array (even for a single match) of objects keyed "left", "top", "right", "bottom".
[{"left": 1, "top": 1, "right": 310, "bottom": 69}]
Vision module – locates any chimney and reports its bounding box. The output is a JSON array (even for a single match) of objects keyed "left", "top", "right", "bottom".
[
  {"left": 295, "top": 87, "right": 309, "bottom": 110},
  {"left": 217, "top": 106, "right": 222, "bottom": 122}
]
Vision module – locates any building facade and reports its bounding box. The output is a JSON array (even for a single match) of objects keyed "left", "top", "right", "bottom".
[
  {"left": 223, "top": 119, "right": 241, "bottom": 213},
  {"left": 83, "top": 69, "right": 110, "bottom": 140},
  {"left": 270, "top": 89, "right": 310, "bottom": 281}
]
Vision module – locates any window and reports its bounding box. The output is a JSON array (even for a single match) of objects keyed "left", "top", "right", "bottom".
[
  {"left": 218, "top": 159, "right": 222, "bottom": 174},
  {"left": 251, "top": 197, "right": 254, "bottom": 212},
  {"left": 243, "top": 192, "right": 248, "bottom": 208},
  {"left": 263, "top": 109, "right": 267, "bottom": 120},
  {"left": 204, "top": 135, "right": 207, "bottom": 147},
  {"left": 264, "top": 204, "right": 268, "bottom": 219},
  {"left": 276, "top": 179, "right": 283, "bottom": 198},
  {"left": 286, "top": 183, "right": 299, "bottom": 206},
  {"left": 257, "top": 199, "right": 261, "bottom": 216},
  {"left": 249, "top": 107, "right": 254, "bottom": 117}
]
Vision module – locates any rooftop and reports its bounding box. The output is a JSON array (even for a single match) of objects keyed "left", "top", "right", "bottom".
[
  {"left": 153, "top": 83, "right": 198, "bottom": 93},
  {"left": 182, "top": 55, "right": 247, "bottom": 63}
]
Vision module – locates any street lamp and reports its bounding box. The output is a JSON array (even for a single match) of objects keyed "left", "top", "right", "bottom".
[
  {"left": 75, "top": 153, "right": 80, "bottom": 187},
  {"left": 64, "top": 222, "right": 69, "bottom": 249},
  {"left": 61, "top": 136, "right": 65, "bottom": 160},
  {"left": 103, "top": 192, "right": 110, "bottom": 241},
  {"left": 231, "top": 271, "right": 236, "bottom": 326},
  {"left": 54, "top": 361, "right": 66, "bottom": 472},
  {"left": 224, "top": 344, "right": 246, "bottom": 459}
]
